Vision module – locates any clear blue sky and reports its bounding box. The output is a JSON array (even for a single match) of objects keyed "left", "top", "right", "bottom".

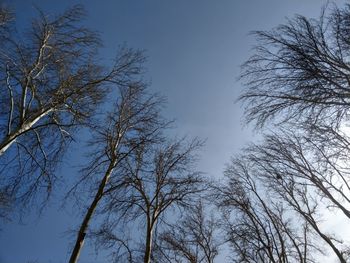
[{"left": 0, "top": 1, "right": 343, "bottom": 262}]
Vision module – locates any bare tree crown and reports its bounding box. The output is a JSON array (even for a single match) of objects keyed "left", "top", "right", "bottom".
[
  {"left": 240, "top": 4, "right": 350, "bottom": 129},
  {"left": 0, "top": 5, "right": 145, "bottom": 207}
]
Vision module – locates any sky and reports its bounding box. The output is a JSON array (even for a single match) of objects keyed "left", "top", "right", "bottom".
[{"left": 0, "top": 1, "right": 345, "bottom": 262}]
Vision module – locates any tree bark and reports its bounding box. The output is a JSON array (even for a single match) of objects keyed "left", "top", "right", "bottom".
[
  {"left": 144, "top": 217, "right": 154, "bottom": 263},
  {"left": 0, "top": 134, "right": 17, "bottom": 156},
  {"left": 69, "top": 163, "right": 114, "bottom": 263},
  {"left": 0, "top": 108, "right": 53, "bottom": 156}
]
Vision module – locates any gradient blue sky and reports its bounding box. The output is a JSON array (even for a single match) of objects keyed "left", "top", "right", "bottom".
[{"left": 0, "top": 1, "right": 344, "bottom": 262}]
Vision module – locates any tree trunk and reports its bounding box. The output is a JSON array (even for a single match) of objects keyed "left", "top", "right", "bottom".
[
  {"left": 0, "top": 108, "right": 53, "bottom": 156},
  {"left": 0, "top": 134, "right": 17, "bottom": 156},
  {"left": 69, "top": 163, "right": 114, "bottom": 263},
  {"left": 144, "top": 217, "right": 154, "bottom": 263}
]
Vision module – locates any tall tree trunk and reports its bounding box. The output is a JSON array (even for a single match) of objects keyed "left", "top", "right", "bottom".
[
  {"left": 69, "top": 163, "right": 114, "bottom": 263},
  {"left": 144, "top": 217, "right": 154, "bottom": 263}
]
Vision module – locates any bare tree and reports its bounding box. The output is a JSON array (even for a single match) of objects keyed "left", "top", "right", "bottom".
[
  {"left": 216, "top": 157, "right": 319, "bottom": 263},
  {"left": 232, "top": 132, "right": 350, "bottom": 262},
  {"left": 240, "top": 3, "right": 350, "bottom": 130},
  {"left": 153, "top": 202, "right": 221, "bottom": 263},
  {"left": 0, "top": 5, "right": 145, "bottom": 207},
  {"left": 235, "top": 3, "right": 350, "bottom": 262},
  {"left": 93, "top": 137, "right": 206, "bottom": 263},
  {"left": 67, "top": 83, "right": 166, "bottom": 263},
  {"left": 252, "top": 131, "right": 350, "bottom": 221}
]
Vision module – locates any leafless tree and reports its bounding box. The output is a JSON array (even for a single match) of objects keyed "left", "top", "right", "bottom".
[
  {"left": 153, "top": 202, "right": 221, "bottom": 263},
  {"left": 92, "top": 137, "right": 206, "bottom": 263},
  {"left": 216, "top": 157, "right": 319, "bottom": 263},
  {"left": 235, "top": 3, "right": 350, "bottom": 262},
  {"left": 67, "top": 83, "right": 167, "bottom": 263},
  {"left": 240, "top": 3, "right": 350, "bottom": 130},
  {"left": 0, "top": 5, "right": 145, "bottom": 207},
  {"left": 233, "top": 131, "right": 350, "bottom": 262},
  {"left": 253, "top": 130, "right": 350, "bottom": 220}
]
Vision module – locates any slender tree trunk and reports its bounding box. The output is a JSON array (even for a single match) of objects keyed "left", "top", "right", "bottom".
[
  {"left": 144, "top": 217, "right": 154, "bottom": 263},
  {"left": 69, "top": 163, "right": 114, "bottom": 263}
]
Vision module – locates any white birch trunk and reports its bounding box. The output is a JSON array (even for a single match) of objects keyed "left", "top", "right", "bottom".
[{"left": 0, "top": 108, "right": 53, "bottom": 156}]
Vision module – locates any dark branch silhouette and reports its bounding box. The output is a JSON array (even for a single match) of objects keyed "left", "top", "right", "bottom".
[
  {"left": 91, "top": 137, "right": 206, "bottom": 263},
  {"left": 240, "top": 4, "right": 350, "bottom": 130},
  {"left": 0, "top": 5, "right": 145, "bottom": 210},
  {"left": 154, "top": 202, "right": 221, "bottom": 263},
  {"left": 67, "top": 83, "right": 167, "bottom": 263},
  {"left": 216, "top": 156, "right": 319, "bottom": 263}
]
